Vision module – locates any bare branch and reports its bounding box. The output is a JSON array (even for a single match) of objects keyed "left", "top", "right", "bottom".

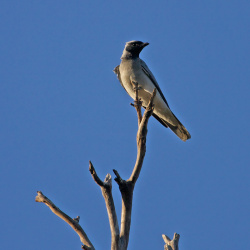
[
  {"left": 113, "top": 89, "right": 156, "bottom": 250},
  {"left": 113, "top": 169, "right": 133, "bottom": 250},
  {"left": 162, "top": 234, "right": 171, "bottom": 243},
  {"left": 89, "top": 161, "right": 104, "bottom": 187},
  {"left": 89, "top": 162, "right": 119, "bottom": 250},
  {"left": 162, "top": 233, "right": 180, "bottom": 250},
  {"left": 117, "top": 183, "right": 133, "bottom": 250},
  {"left": 113, "top": 169, "right": 126, "bottom": 186},
  {"left": 129, "top": 88, "right": 156, "bottom": 184},
  {"left": 35, "top": 191, "right": 95, "bottom": 250}
]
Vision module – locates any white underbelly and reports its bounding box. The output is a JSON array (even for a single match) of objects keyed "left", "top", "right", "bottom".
[{"left": 120, "top": 69, "right": 177, "bottom": 126}]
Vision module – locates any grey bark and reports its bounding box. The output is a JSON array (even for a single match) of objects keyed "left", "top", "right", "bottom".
[
  {"left": 162, "top": 233, "right": 180, "bottom": 250},
  {"left": 89, "top": 162, "right": 120, "bottom": 250}
]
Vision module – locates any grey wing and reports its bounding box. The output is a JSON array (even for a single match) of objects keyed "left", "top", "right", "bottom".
[
  {"left": 142, "top": 105, "right": 169, "bottom": 128},
  {"left": 140, "top": 59, "right": 170, "bottom": 108},
  {"left": 115, "top": 64, "right": 169, "bottom": 128},
  {"left": 113, "top": 65, "right": 129, "bottom": 94}
]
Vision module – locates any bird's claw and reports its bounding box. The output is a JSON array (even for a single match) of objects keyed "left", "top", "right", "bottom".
[
  {"left": 133, "top": 86, "right": 142, "bottom": 91},
  {"left": 131, "top": 81, "right": 142, "bottom": 91}
]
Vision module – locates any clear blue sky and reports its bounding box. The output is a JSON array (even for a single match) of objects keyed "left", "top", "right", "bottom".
[{"left": 1, "top": 1, "right": 249, "bottom": 249}]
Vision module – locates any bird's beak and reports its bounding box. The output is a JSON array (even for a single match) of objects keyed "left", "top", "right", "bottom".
[{"left": 142, "top": 42, "right": 149, "bottom": 48}]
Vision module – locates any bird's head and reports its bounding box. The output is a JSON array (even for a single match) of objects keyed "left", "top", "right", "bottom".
[{"left": 121, "top": 40, "right": 149, "bottom": 59}]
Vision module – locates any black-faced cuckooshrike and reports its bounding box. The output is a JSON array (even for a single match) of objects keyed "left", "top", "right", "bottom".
[{"left": 114, "top": 40, "right": 191, "bottom": 141}]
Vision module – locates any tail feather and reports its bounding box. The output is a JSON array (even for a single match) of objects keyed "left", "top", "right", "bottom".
[
  {"left": 143, "top": 106, "right": 191, "bottom": 141},
  {"left": 166, "top": 121, "right": 191, "bottom": 141},
  {"left": 152, "top": 111, "right": 191, "bottom": 141},
  {"left": 169, "top": 113, "right": 191, "bottom": 141}
]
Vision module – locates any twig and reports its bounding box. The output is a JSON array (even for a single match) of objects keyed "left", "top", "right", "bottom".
[
  {"left": 113, "top": 169, "right": 126, "bottom": 186},
  {"left": 35, "top": 191, "right": 95, "bottom": 250},
  {"left": 89, "top": 161, "right": 105, "bottom": 187},
  {"left": 89, "top": 162, "right": 119, "bottom": 250},
  {"left": 162, "top": 233, "right": 180, "bottom": 250},
  {"left": 129, "top": 88, "right": 156, "bottom": 184}
]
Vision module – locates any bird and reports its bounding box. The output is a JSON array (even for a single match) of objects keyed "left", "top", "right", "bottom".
[{"left": 113, "top": 40, "right": 191, "bottom": 141}]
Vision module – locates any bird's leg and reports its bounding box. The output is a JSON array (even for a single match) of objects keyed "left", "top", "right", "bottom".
[
  {"left": 131, "top": 81, "right": 142, "bottom": 125},
  {"left": 131, "top": 81, "right": 141, "bottom": 102}
]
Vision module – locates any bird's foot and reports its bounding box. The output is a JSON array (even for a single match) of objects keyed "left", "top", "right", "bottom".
[
  {"left": 131, "top": 81, "right": 142, "bottom": 106},
  {"left": 131, "top": 81, "right": 142, "bottom": 91}
]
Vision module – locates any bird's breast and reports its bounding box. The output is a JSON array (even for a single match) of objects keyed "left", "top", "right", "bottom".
[
  {"left": 120, "top": 59, "right": 152, "bottom": 99},
  {"left": 118, "top": 59, "right": 178, "bottom": 127}
]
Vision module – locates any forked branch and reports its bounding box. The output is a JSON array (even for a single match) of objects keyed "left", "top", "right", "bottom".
[
  {"left": 36, "top": 86, "right": 180, "bottom": 250},
  {"left": 113, "top": 87, "right": 156, "bottom": 250},
  {"left": 162, "top": 233, "right": 180, "bottom": 250},
  {"left": 89, "top": 161, "right": 120, "bottom": 249},
  {"left": 129, "top": 88, "right": 156, "bottom": 184},
  {"left": 90, "top": 87, "right": 156, "bottom": 250}
]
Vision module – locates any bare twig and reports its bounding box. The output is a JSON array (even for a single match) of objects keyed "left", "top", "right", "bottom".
[
  {"left": 113, "top": 169, "right": 126, "bottom": 186},
  {"left": 129, "top": 88, "right": 156, "bottom": 184},
  {"left": 35, "top": 191, "right": 95, "bottom": 250},
  {"left": 89, "top": 161, "right": 105, "bottom": 187},
  {"left": 89, "top": 161, "right": 119, "bottom": 250},
  {"left": 162, "top": 233, "right": 180, "bottom": 250}
]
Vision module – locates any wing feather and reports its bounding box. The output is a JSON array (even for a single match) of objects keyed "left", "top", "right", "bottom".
[
  {"left": 140, "top": 59, "right": 169, "bottom": 108},
  {"left": 113, "top": 65, "right": 129, "bottom": 94}
]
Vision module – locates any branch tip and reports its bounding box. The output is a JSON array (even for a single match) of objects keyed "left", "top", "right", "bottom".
[
  {"left": 73, "top": 216, "right": 80, "bottom": 223},
  {"left": 162, "top": 234, "right": 171, "bottom": 243},
  {"left": 112, "top": 169, "right": 120, "bottom": 177},
  {"left": 174, "top": 232, "right": 180, "bottom": 241},
  {"left": 35, "top": 191, "right": 46, "bottom": 203},
  {"left": 163, "top": 233, "right": 180, "bottom": 250},
  {"left": 104, "top": 173, "right": 112, "bottom": 184},
  {"left": 89, "top": 163, "right": 104, "bottom": 187},
  {"left": 89, "top": 161, "right": 94, "bottom": 173},
  {"left": 113, "top": 169, "right": 124, "bottom": 184}
]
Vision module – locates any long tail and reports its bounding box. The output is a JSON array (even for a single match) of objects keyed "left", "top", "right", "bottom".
[
  {"left": 166, "top": 120, "right": 191, "bottom": 141},
  {"left": 152, "top": 112, "right": 191, "bottom": 141}
]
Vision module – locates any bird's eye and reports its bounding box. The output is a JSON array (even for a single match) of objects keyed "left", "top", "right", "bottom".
[{"left": 132, "top": 43, "right": 136, "bottom": 46}]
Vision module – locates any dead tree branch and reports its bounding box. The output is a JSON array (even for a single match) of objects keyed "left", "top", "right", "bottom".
[
  {"left": 129, "top": 88, "right": 156, "bottom": 184},
  {"left": 162, "top": 233, "right": 180, "bottom": 250},
  {"left": 89, "top": 161, "right": 120, "bottom": 250},
  {"left": 35, "top": 191, "right": 95, "bottom": 250},
  {"left": 35, "top": 86, "right": 180, "bottom": 249},
  {"left": 89, "top": 87, "right": 156, "bottom": 250},
  {"left": 113, "top": 87, "right": 156, "bottom": 250}
]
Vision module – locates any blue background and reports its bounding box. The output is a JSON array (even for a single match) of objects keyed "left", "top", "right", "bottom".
[{"left": 1, "top": 1, "right": 249, "bottom": 249}]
